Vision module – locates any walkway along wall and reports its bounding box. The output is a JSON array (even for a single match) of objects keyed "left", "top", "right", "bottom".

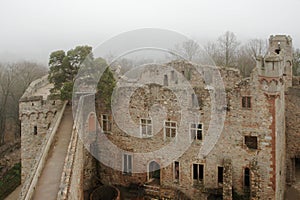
[{"left": 19, "top": 102, "right": 67, "bottom": 200}]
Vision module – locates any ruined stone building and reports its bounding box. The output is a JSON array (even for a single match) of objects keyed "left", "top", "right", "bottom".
[{"left": 19, "top": 35, "right": 300, "bottom": 200}]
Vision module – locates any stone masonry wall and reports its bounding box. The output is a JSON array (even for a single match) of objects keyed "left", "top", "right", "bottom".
[
  {"left": 286, "top": 86, "right": 300, "bottom": 184},
  {"left": 20, "top": 76, "right": 63, "bottom": 183},
  {"left": 275, "top": 88, "right": 286, "bottom": 200},
  {"left": 91, "top": 61, "right": 280, "bottom": 199}
]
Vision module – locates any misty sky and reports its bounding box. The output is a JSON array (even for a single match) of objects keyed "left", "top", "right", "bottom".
[{"left": 1, "top": 0, "right": 300, "bottom": 65}]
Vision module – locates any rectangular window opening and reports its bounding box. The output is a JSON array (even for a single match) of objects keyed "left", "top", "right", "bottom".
[
  {"left": 123, "top": 154, "right": 132, "bottom": 175},
  {"left": 245, "top": 136, "right": 258, "bottom": 149},
  {"left": 244, "top": 168, "right": 250, "bottom": 187},
  {"left": 164, "top": 121, "right": 177, "bottom": 138},
  {"left": 140, "top": 118, "right": 152, "bottom": 136},
  {"left": 33, "top": 126, "right": 37, "bottom": 135},
  {"left": 190, "top": 123, "right": 203, "bottom": 141},
  {"left": 242, "top": 96, "right": 251, "bottom": 109},
  {"left": 193, "top": 164, "right": 204, "bottom": 183},
  {"left": 174, "top": 161, "right": 179, "bottom": 181},
  {"left": 218, "top": 166, "right": 223, "bottom": 183},
  {"left": 101, "top": 114, "right": 112, "bottom": 133}
]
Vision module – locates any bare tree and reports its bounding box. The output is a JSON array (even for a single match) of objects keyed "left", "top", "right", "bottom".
[
  {"left": 0, "top": 64, "right": 16, "bottom": 144},
  {"left": 204, "top": 31, "right": 240, "bottom": 67},
  {"left": 0, "top": 61, "right": 47, "bottom": 144},
  {"left": 204, "top": 41, "right": 222, "bottom": 66},
  {"left": 246, "top": 39, "right": 268, "bottom": 58},
  {"left": 10, "top": 62, "right": 47, "bottom": 138},
  {"left": 237, "top": 46, "right": 256, "bottom": 77},
  {"left": 205, "top": 34, "right": 268, "bottom": 77},
  {"left": 217, "top": 31, "right": 240, "bottom": 67},
  {"left": 236, "top": 39, "right": 268, "bottom": 77},
  {"left": 171, "top": 39, "right": 201, "bottom": 61}
]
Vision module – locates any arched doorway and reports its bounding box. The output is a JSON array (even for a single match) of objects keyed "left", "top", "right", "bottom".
[{"left": 148, "top": 161, "right": 160, "bottom": 185}]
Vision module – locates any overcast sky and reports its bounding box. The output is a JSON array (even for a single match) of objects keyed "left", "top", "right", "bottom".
[{"left": 1, "top": 0, "right": 300, "bottom": 65}]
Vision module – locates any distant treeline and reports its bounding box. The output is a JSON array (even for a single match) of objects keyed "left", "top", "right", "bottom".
[{"left": 0, "top": 61, "right": 47, "bottom": 145}]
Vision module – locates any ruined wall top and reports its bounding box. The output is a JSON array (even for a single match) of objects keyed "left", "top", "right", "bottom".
[
  {"left": 256, "top": 35, "right": 293, "bottom": 80},
  {"left": 20, "top": 75, "right": 53, "bottom": 102},
  {"left": 269, "top": 35, "right": 293, "bottom": 57},
  {"left": 115, "top": 60, "right": 241, "bottom": 89}
]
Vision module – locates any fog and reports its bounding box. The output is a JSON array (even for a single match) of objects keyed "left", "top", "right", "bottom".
[{"left": 1, "top": 0, "right": 300, "bottom": 65}]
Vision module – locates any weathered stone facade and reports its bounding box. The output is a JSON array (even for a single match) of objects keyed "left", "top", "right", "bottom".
[
  {"left": 69, "top": 35, "right": 291, "bottom": 200},
  {"left": 19, "top": 76, "right": 63, "bottom": 183},
  {"left": 285, "top": 80, "right": 300, "bottom": 185},
  {"left": 20, "top": 35, "right": 300, "bottom": 200}
]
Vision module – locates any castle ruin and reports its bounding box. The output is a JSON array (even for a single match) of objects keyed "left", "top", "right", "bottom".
[{"left": 19, "top": 35, "right": 300, "bottom": 200}]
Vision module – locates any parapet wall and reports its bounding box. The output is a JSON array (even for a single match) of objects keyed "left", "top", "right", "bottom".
[{"left": 57, "top": 94, "right": 95, "bottom": 200}]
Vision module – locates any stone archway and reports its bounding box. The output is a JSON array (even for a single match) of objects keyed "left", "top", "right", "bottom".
[{"left": 148, "top": 161, "right": 160, "bottom": 185}]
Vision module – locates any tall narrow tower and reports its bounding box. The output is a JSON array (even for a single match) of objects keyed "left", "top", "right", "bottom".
[{"left": 256, "top": 35, "right": 292, "bottom": 199}]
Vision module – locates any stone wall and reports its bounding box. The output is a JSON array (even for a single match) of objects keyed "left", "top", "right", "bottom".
[
  {"left": 275, "top": 88, "right": 286, "bottom": 200},
  {"left": 223, "top": 159, "right": 232, "bottom": 200},
  {"left": 20, "top": 35, "right": 294, "bottom": 200},
  {"left": 57, "top": 98, "right": 83, "bottom": 200},
  {"left": 19, "top": 102, "right": 66, "bottom": 200},
  {"left": 91, "top": 61, "right": 283, "bottom": 199},
  {"left": 19, "top": 75, "right": 66, "bottom": 200},
  {"left": 20, "top": 75, "right": 63, "bottom": 183},
  {"left": 286, "top": 86, "right": 300, "bottom": 185},
  {"left": 268, "top": 35, "right": 293, "bottom": 90},
  {"left": 20, "top": 99, "right": 62, "bottom": 182},
  {"left": 68, "top": 139, "right": 84, "bottom": 200},
  {"left": 58, "top": 94, "right": 98, "bottom": 200}
]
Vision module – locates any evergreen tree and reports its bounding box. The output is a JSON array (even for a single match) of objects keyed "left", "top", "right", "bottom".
[{"left": 48, "top": 45, "right": 93, "bottom": 100}]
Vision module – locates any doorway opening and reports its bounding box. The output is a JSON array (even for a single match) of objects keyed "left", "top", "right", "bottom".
[{"left": 148, "top": 161, "right": 160, "bottom": 185}]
